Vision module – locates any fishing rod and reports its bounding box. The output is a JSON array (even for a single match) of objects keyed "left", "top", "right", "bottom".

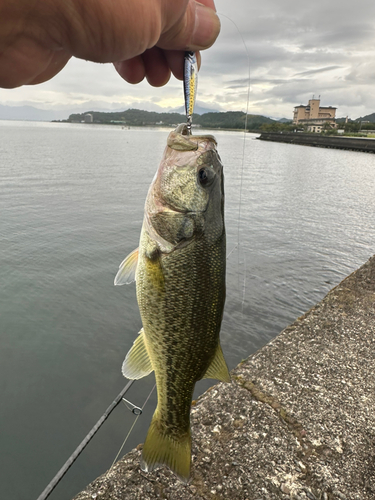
[{"left": 37, "top": 380, "right": 135, "bottom": 500}]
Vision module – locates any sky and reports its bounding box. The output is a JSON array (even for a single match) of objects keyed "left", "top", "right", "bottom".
[{"left": 1, "top": 0, "right": 375, "bottom": 120}]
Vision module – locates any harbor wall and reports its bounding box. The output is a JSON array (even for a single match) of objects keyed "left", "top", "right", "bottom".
[
  {"left": 73, "top": 255, "right": 375, "bottom": 500},
  {"left": 257, "top": 132, "right": 375, "bottom": 153}
]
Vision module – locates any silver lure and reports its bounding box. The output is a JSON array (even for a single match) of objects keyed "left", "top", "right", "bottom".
[{"left": 183, "top": 51, "right": 198, "bottom": 134}]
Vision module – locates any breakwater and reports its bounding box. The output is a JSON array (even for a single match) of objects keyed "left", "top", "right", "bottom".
[
  {"left": 73, "top": 255, "right": 375, "bottom": 500},
  {"left": 257, "top": 132, "right": 375, "bottom": 153}
]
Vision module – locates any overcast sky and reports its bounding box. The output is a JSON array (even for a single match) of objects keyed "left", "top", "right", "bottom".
[{"left": 1, "top": 0, "right": 375, "bottom": 119}]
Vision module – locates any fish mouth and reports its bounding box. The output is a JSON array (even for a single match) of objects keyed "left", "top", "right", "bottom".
[{"left": 168, "top": 124, "right": 217, "bottom": 152}]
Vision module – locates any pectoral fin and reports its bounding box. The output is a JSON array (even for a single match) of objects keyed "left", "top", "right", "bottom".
[
  {"left": 201, "top": 343, "right": 231, "bottom": 383},
  {"left": 114, "top": 248, "right": 139, "bottom": 285},
  {"left": 122, "top": 328, "right": 154, "bottom": 379}
]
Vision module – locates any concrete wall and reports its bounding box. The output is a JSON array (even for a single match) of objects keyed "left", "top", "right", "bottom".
[
  {"left": 258, "top": 132, "right": 375, "bottom": 153},
  {"left": 73, "top": 255, "right": 375, "bottom": 500}
]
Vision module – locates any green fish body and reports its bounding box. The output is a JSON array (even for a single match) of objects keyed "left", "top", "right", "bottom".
[{"left": 115, "top": 124, "right": 230, "bottom": 481}]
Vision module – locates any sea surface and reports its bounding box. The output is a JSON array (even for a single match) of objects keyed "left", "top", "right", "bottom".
[{"left": 1, "top": 120, "right": 374, "bottom": 500}]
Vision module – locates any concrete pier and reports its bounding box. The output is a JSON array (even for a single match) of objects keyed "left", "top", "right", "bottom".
[
  {"left": 73, "top": 255, "right": 375, "bottom": 500},
  {"left": 257, "top": 132, "right": 375, "bottom": 153}
]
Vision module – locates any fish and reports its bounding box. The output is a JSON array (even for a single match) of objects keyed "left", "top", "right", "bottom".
[{"left": 114, "top": 123, "right": 230, "bottom": 482}]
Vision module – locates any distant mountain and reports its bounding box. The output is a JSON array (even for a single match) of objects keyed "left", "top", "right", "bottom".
[
  {"left": 194, "top": 111, "right": 275, "bottom": 130},
  {"left": 0, "top": 104, "right": 71, "bottom": 121},
  {"left": 170, "top": 101, "right": 223, "bottom": 115},
  {"left": 0, "top": 103, "right": 127, "bottom": 121},
  {"left": 68, "top": 109, "right": 186, "bottom": 126},
  {"left": 278, "top": 118, "right": 292, "bottom": 123},
  {"left": 67, "top": 109, "right": 276, "bottom": 130},
  {"left": 0, "top": 103, "right": 133, "bottom": 121},
  {"left": 0, "top": 101, "right": 222, "bottom": 122},
  {"left": 172, "top": 105, "right": 219, "bottom": 115},
  {"left": 356, "top": 112, "right": 375, "bottom": 123},
  {"left": 0, "top": 103, "right": 277, "bottom": 130}
]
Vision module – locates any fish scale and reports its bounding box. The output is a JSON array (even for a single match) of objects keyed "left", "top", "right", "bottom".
[{"left": 141, "top": 243, "right": 221, "bottom": 407}]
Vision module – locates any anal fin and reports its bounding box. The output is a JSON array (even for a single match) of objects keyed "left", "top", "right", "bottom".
[
  {"left": 122, "top": 328, "right": 154, "bottom": 379},
  {"left": 201, "top": 343, "right": 231, "bottom": 383}
]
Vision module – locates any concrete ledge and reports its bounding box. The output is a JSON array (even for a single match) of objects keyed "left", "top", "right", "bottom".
[
  {"left": 257, "top": 132, "right": 375, "bottom": 153},
  {"left": 73, "top": 255, "right": 375, "bottom": 500}
]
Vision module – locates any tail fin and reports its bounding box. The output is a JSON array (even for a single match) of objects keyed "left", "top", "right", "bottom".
[{"left": 141, "top": 411, "right": 191, "bottom": 482}]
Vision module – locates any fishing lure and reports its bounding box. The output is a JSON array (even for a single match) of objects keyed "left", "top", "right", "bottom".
[{"left": 183, "top": 51, "right": 198, "bottom": 134}]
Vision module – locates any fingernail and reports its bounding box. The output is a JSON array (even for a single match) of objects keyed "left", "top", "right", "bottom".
[{"left": 190, "top": 2, "right": 221, "bottom": 49}]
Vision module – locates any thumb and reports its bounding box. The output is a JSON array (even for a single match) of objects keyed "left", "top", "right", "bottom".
[{"left": 158, "top": 0, "right": 220, "bottom": 51}]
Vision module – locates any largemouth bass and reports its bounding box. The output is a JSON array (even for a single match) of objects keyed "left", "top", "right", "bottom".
[{"left": 115, "top": 124, "right": 230, "bottom": 481}]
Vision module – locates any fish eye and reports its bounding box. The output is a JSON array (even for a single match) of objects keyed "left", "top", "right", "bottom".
[
  {"left": 198, "top": 167, "right": 214, "bottom": 186},
  {"left": 199, "top": 168, "right": 208, "bottom": 183}
]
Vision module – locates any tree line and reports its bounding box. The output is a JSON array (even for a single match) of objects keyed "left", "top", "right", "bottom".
[{"left": 67, "top": 109, "right": 279, "bottom": 131}]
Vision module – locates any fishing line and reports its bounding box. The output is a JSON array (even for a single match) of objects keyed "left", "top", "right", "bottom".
[
  {"left": 217, "top": 12, "right": 251, "bottom": 311},
  {"left": 242, "top": 247, "right": 247, "bottom": 312},
  {"left": 227, "top": 243, "right": 238, "bottom": 260}
]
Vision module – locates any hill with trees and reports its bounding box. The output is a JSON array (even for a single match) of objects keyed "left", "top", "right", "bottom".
[
  {"left": 66, "top": 109, "right": 277, "bottom": 131},
  {"left": 356, "top": 112, "right": 375, "bottom": 123}
]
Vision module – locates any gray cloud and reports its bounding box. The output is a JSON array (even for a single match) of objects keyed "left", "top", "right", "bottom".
[
  {"left": 1, "top": 0, "right": 375, "bottom": 119},
  {"left": 294, "top": 66, "right": 343, "bottom": 77}
]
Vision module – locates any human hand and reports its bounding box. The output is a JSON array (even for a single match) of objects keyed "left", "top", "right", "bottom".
[{"left": 0, "top": 0, "right": 220, "bottom": 89}]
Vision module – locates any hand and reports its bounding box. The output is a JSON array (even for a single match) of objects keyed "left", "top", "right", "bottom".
[{"left": 0, "top": 0, "right": 220, "bottom": 89}]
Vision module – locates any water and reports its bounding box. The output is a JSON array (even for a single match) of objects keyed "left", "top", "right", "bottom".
[{"left": 1, "top": 120, "right": 374, "bottom": 500}]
